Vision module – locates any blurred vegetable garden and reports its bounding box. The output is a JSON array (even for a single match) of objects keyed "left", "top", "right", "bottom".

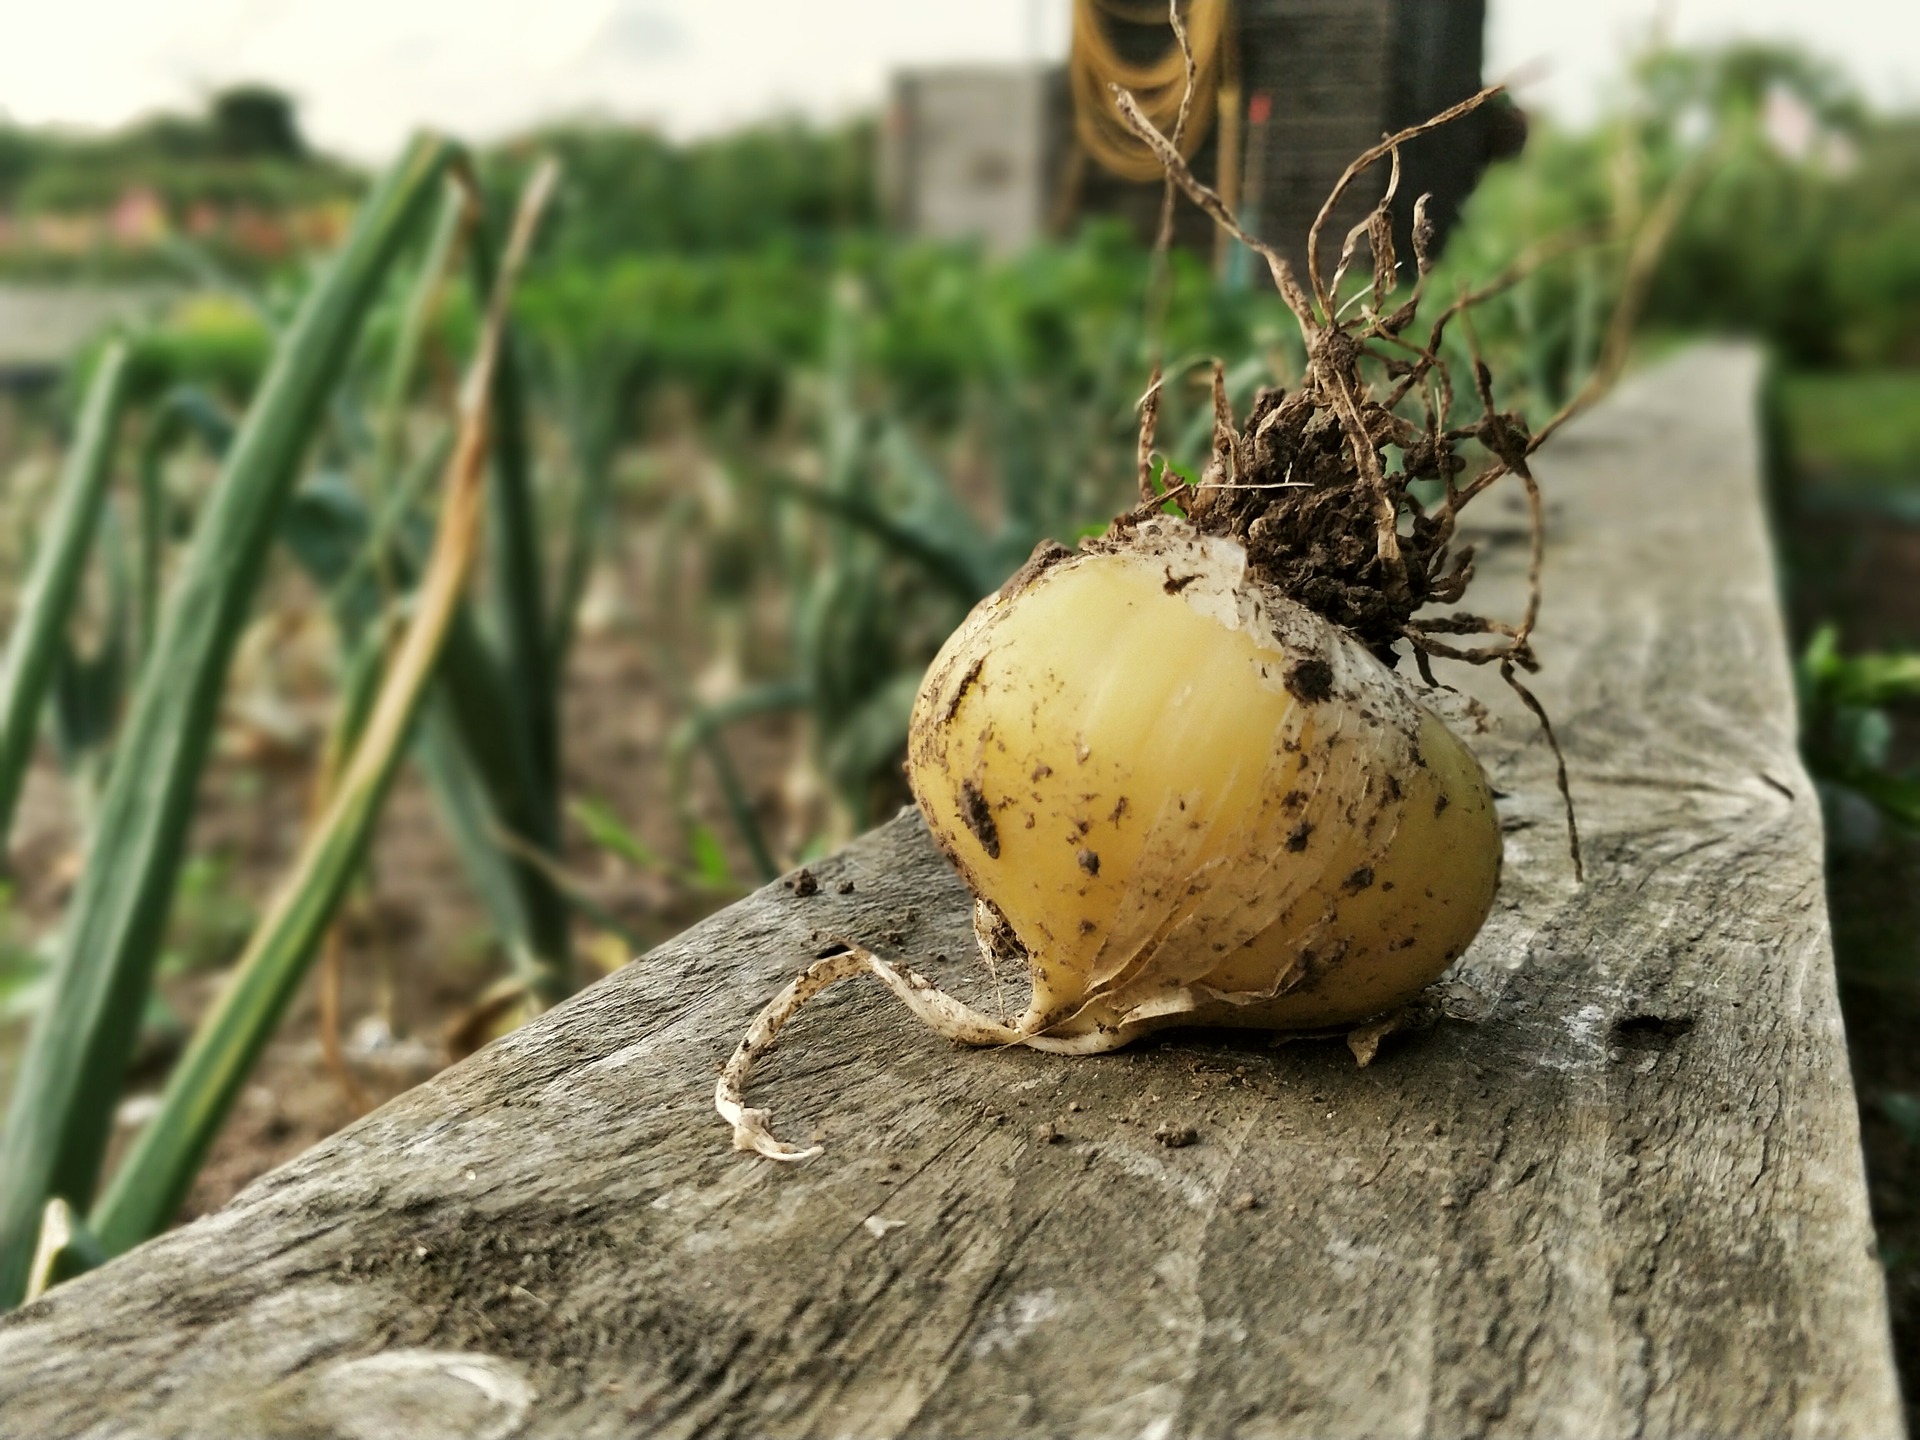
[{"left": 0, "top": 38, "right": 1917, "bottom": 1352}]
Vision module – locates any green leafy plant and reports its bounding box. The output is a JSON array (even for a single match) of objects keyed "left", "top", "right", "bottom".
[
  {"left": 1799, "top": 625, "right": 1920, "bottom": 825},
  {"left": 0, "top": 135, "right": 465, "bottom": 1309},
  {"left": 89, "top": 161, "right": 557, "bottom": 1254},
  {"left": 0, "top": 343, "right": 133, "bottom": 849}
]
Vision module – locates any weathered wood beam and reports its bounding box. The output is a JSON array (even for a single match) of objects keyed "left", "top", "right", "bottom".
[{"left": 0, "top": 343, "right": 1902, "bottom": 1438}]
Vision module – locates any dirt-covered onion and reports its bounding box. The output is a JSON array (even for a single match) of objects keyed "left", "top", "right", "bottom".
[
  {"left": 908, "top": 517, "right": 1500, "bottom": 1046},
  {"left": 714, "top": 518, "right": 1505, "bottom": 1163}
]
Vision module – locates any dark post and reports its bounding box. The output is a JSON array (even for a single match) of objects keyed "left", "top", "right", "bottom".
[{"left": 1067, "top": 0, "right": 1502, "bottom": 269}]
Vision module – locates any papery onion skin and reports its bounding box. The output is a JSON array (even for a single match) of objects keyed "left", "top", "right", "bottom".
[{"left": 906, "top": 518, "right": 1502, "bottom": 1045}]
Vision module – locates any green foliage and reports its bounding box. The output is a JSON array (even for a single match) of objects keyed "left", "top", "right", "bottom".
[
  {"left": 1825, "top": 119, "right": 1920, "bottom": 368},
  {"left": 0, "top": 90, "right": 359, "bottom": 283},
  {"left": 571, "top": 796, "right": 658, "bottom": 870},
  {"left": 486, "top": 117, "right": 876, "bottom": 263},
  {"left": 159, "top": 856, "right": 259, "bottom": 975},
  {"left": 0, "top": 144, "right": 584, "bottom": 1290},
  {"left": 1885, "top": 1092, "right": 1920, "bottom": 1147},
  {"left": 0, "top": 344, "right": 133, "bottom": 848},
  {"left": 514, "top": 249, "right": 827, "bottom": 428},
  {"left": 634, "top": 228, "right": 1302, "bottom": 850},
  {"left": 120, "top": 298, "right": 276, "bottom": 406},
  {"left": 497, "top": 41, "right": 1914, "bottom": 861},
  {"left": 2, "top": 35, "right": 1910, "bottom": 1281},
  {"left": 0, "top": 885, "right": 53, "bottom": 1025},
  {"left": 1772, "top": 370, "right": 1920, "bottom": 481},
  {"left": 208, "top": 87, "right": 309, "bottom": 163},
  {"left": 0, "top": 136, "right": 458, "bottom": 1310},
  {"left": 274, "top": 444, "right": 575, "bottom": 1008},
  {"left": 1799, "top": 625, "right": 1920, "bottom": 826},
  {"left": 91, "top": 376, "right": 483, "bottom": 1255},
  {"left": 2, "top": 149, "right": 355, "bottom": 218},
  {"left": 1435, "top": 41, "right": 1920, "bottom": 380}
]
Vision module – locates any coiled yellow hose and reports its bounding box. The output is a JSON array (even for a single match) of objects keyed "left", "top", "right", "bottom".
[{"left": 1069, "top": 0, "right": 1227, "bottom": 181}]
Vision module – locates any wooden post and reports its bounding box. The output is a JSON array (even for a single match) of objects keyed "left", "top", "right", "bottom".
[{"left": 0, "top": 345, "right": 1902, "bottom": 1437}]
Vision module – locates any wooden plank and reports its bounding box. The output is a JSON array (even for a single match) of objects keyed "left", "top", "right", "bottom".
[{"left": 0, "top": 344, "right": 1902, "bottom": 1437}]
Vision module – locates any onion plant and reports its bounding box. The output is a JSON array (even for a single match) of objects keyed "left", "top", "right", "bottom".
[
  {"left": 0, "top": 139, "right": 572, "bottom": 1310},
  {"left": 0, "top": 343, "right": 133, "bottom": 850}
]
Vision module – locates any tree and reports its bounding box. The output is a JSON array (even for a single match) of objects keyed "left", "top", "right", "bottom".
[{"left": 210, "top": 86, "right": 306, "bottom": 162}]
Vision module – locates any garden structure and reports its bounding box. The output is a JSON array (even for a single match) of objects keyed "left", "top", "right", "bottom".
[
  {"left": 887, "top": 0, "right": 1504, "bottom": 265},
  {"left": 0, "top": 344, "right": 1903, "bottom": 1436}
]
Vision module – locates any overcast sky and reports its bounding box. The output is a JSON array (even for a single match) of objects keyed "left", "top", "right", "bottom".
[{"left": 3, "top": 0, "right": 1916, "bottom": 159}]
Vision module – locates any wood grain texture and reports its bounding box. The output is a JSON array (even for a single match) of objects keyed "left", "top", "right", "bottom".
[{"left": 0, "top": 344, "right": 1903, "bottom": 1438}]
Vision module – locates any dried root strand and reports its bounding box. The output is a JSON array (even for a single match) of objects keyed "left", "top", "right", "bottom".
[
  {"left": 1501, "top": 661, "right": 1584, "bottom": 882},
  {"left": 1305, "top": 85, "right": 1504, "bottom": 317},
  {"left": 1109, "top": 80, "right": 1504, "bottom": 613},
  {"left": 717, "top": 950, "right": 869, "bottom": 1162},
  {"left": 1112, "top": 61, "right": 1608, "bottom": 886},
  {"left": 1452, "top": 149, "right": 1713, "bottom": 512},
  {"left": 1411, "top": 193, "right": 1437, "bottom": 277},
  {"left": 1367, "top": 200, "right": 1398, "bottom": 314},
  {"left": 1328, "top": 145, "right": 1400, "bottom": 315},
  {"left": 1317, "top": 342, "right": 1410, "bottom": 603},
  {"left": 1523, "top": 143, "right": 1709, "bottom": 457},
  {"left": 1399, "top": 619, "right": 1583, "bottom": 884},
  {"left": 1160, "top": 0, "right": 1201, "bottom": 188},
  {"left": 716, "top": 945, "right": 1123, "bottom": 1161},
  {"left": 1373, "top": 233, "right": 1568, "bottom": 410},
  {"left": 1136, "top": 361, "right": 1165, "bottom": 503},
  {"left": 1511, "top": 457, "right": 1547, "bottom": 648},
  {"left": 1205, "top": 358, "right": 1242, "bottom": 486},
  {"left": 1134, "top": 0, "right": 1198, "bottom": 506},
  {"left": 1107, "top": 85, "right": 1319, "bottom": 328}
]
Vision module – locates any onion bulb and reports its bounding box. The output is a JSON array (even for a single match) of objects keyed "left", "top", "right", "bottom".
[
  {"left": 908, "top": 517, "right": 1500, "bottom": 1045},
  {"left": 714, "top": 518, "right": 1503, "bottom": 1162}
]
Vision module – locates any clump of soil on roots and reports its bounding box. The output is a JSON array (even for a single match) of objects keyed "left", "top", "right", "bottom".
[
  {"left": 1105, "top": 76, "right": 1593, "bottom": 870},
  {"left": 1110, "top": 0, "right": 1706, "bottom": 802},
  {"left": 1118, "top": 95, "right": 1518, "bottom": 655}
]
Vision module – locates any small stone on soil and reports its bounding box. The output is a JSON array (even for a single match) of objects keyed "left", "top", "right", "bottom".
[
  {"left": 1230, "top": 1192, "right": 1260, "bottom": 1212},
  {"left": 1153, "top": 1123, "right": 1199, "bottom": 1149},
  {"left": 1034, "top": 1123, "right": 1063, "bottom": 1145}
]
